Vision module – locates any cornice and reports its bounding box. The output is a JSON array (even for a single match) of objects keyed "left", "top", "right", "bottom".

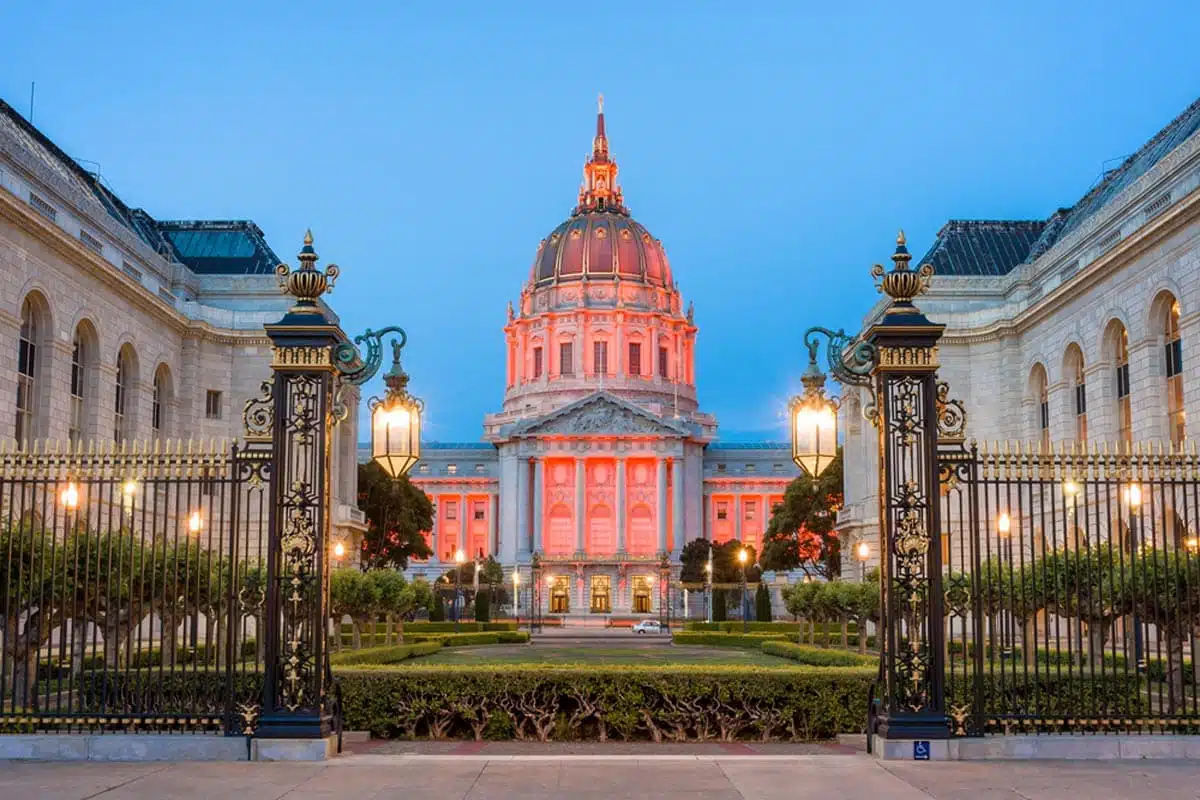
[{"left": 703, "top": 477, "right": 792, "bottom": 490}]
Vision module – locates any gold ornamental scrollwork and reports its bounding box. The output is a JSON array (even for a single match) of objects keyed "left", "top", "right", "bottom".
[
  {"left": 272, "top": 346, "right": 335, "bottom": 369},
  {"left": 935, "top": 381, "right": 967, "bottom": 442},
  {"left": 242, "top": 378, "right": 275, "bottom": 440},
  {"left": 877, "top": 346, "right": 939, "bottom": 369}
]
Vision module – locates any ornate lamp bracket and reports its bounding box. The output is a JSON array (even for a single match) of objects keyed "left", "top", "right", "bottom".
[
  {"left": 335, "top": 326, "right": 408, "bottom": 387},
  {"left": 802, "top": 326, "right": 878, "bottom": 421}
]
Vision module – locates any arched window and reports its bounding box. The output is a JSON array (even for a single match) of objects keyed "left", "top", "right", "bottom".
[
  {"left": 1165, "top": 299, "right": 1185, "bottom": 446},
  {"left": 1064, "top": 345, "right": 1087, "bottom": 443},
  {"left": 152, "top": 364, "right": 173, "bottom": 438},
  {"left": 1030, "top": 364, "right": 1049, "bottom": 448},
  {"left": 114, "top": 345, "right": 138, "bottom": 443},
  {"left": 15, "top": 297, "right": 42, "bottom": 447},
  {"left": 1107, "top": 322, "right": 1133, "bottom": 445}
]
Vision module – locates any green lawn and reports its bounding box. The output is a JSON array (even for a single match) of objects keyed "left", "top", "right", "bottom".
[{"left": 415, "top": 643, "right": 793, "bottom": 666}]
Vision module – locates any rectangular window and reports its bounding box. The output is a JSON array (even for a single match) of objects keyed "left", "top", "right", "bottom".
[
  {"left": 1039, "top": 400, "right": 1049, "bottom": 432},
  {"left": 1117, "top": 363, "right": 1132, "bottom": 444},
  {"left": 658, "top": 347, "right": 669, "bottom": 379},
  {"left": 1166, "top": 338, "right": 1183, "bottom": 378},
  {"left": 152, "top": 381, "right": 162, "bottom": 434},
  {"left": 205, "top": 390, "right": 222, "bottom": 420},
  {"left": 716, "top": 463, "right": 726, "bottom": 473},
  {"left": 628, "top": 342, "right": 641, "bottom": 376},
  {"left": 1116, "top": 363, "right": 1130, "bottom": 399},
  {"left": 70, "top": 340, "right": 84, "bottom": 445},
  {"left": 745, "top": 501, "right": 756, "bottom": 520},
  {"left": 78, "top": 229, "right": 103, "bottom": 255},
  {"left": 447, "top": 464, "right": 458, "bottom": 475},
  {"left": 474, "top": 463, "right": 486, "bottom": 474},
  {"left": 474, "top": 502, "right": 486, "bottom": 521},
  {"left": 593, "top": 341, "right": 608, "bottom": 375},
  {"left": 716, "top": 502, "right": 728, "bottom": 521},
  {"left": 532, "top": 346, "right": 543, "bottom": 379},
  {"left": 445, "top": 502, "right": 457, "bottom": 520},
  {"left": 745, "top": 464, "right": 756, "bottom": 474},
  {"left": 559, "top": 342, "right": 574, "bottom": 376},
  {"left": 418, "top": 464, "right": 430, "bottom": 474}
]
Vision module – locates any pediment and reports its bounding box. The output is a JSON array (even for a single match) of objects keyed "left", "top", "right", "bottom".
[{"left": 513, "top": 393, "right": 689, "bottom": 438}]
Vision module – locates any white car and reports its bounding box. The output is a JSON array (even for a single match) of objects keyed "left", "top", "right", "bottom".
[{"left": 632, "top": 619, "right": 663, "bottom": 635}]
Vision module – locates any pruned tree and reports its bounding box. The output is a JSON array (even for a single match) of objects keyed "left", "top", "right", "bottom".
[
  {"left": 358, "top": 461, "right": 434, "bottom": 570},
  {"left": 760, "top": 450, "right": 843, "bottom": 579}
]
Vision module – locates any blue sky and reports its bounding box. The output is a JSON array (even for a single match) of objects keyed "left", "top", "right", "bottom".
[{"left": 2, "top": 3, "right": 1197, "bottom": 442}]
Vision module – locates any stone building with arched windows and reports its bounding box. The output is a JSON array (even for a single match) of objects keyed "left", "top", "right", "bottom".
[
  {"left": 0, "top": 98, "right": 364, "bottom": 544},
  {"left": 839, "top": 95, "right": 1200, "bottom": 567}
]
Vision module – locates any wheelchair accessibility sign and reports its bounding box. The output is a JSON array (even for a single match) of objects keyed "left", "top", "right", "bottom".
[{"left": 913, "top": 741, "right": 931, "bottom": 760}]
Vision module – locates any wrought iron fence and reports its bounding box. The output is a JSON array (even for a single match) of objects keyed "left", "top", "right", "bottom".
[
  {"left": 939, "top": 440, "right": 1200, "bottom": 736},
  {"left": 0, "top": 439, "right": 270, "bottom": 735}
]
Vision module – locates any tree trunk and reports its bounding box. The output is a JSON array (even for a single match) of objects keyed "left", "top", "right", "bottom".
[
  {"left": 1086, "top": 619, "right": 1112, "bottom": 671},
  {"left": 857, "top": 617, "right": 868, "bottom": 655},
  {"left": 70, "top": 618, "right": 89, "bottom": 676},
  {"left": 385, "top": 614, "right": 394, "bottom": 646},
  {"left": 351, "top": 619, "right": 362, "bottom": 650},
  {"left": 161, "top": 611, "right": 180, "bottom": 667},
  {"left": 103, "top": 615, "right": 123, "bottom": 669},
  {"left": 1165, "top": 631, "right": 1186, "bottom": 714},
  {"left": 330, "top": 617, "right": 341, "bottom": 653},
  {"left": 840, "top": 616, "right": 849, "bottom": 649},
  {"left": 255, "top": 614, "right": 266, "bottom": 662},
  {"left": 396, "top": 616, "right": 405, "bottom": 646},
  {"left": 1021, "top": 616, "right": 1038, "bottom": 672}
]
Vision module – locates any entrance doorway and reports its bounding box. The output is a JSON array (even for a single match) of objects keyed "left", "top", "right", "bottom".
[
  {"left": 590, "top": 575, "right": 611, "bottom": 613},
  {"left": 632, "top": 575, "right": 652, "bottom": 614},
  {"left": 550, "top": 575, "right": 570, "bottom": 613}
]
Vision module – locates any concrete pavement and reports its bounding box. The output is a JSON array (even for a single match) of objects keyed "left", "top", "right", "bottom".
[{"left": 1, "top": 754, "right": 1198, "bottom": 798}]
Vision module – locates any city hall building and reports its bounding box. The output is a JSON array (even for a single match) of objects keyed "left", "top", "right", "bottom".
[
  {"left": 839, "top": 95, "right": 1200, "bottom": 566},
  {"left": 393, "top": 102, "right": 799, "bottom": 616}
]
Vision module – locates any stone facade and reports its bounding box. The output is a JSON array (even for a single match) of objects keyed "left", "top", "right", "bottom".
[
  {"left": 839, "top": 96, "right": 1200, "bottom": 571},
  {"left": 0, "top": 98, "right": 364, "bottom": 543}
]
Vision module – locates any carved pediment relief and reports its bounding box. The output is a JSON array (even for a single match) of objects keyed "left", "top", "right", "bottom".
[{"left": 520, "top": 396, "right": 684, "bottom": 437}]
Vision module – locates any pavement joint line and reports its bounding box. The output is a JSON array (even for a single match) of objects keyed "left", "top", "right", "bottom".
[
  {"left": 326, "top": 753, "right": 869, "bottom": 764},
  {"left": 78, "top": 764, "right": 170, "bottom": 800}
]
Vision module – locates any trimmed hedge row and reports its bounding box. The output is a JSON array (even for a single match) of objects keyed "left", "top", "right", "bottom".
[
  {"left": 760, "top": 641, "right": 874, "bottom": 667},
  {"left": 36, "top": 640, "right": 259, "bottom": 682},
  {"left": 685, "top": 621, "right": 857, "bottom": 634},
  {"left": 342, "top": 621, "right": 519, "bottom": 634},
  {"left": 331, "top": 642, "right": 444, "bottom": 666},
  {"left": 671, "top": 632, "right": 788, "bottom": 649},
  {"left": 405, "top": 631, "right": 530, "bottom": 647},
  {"left": 337, "top": 665, "right": 873, "bottom": 741}
]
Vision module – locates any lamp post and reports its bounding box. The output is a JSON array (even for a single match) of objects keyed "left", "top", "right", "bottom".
[
  {"left": 531, "top": 553, "right": 542, "bottom": 634},
  {"left": 737, "top": 548, "right": 749, "bottom": 633},
  {"left": 997, "top": 513, "right": 1013, "bottom": 657},
  {"left": 856, "top": 540, "right": 870, "bottom": 581},
  {"left": 513, "top": 569, "right": 521, "bottom": 631},
  {"left": 798, "top": 232, "right": 951, "bottom": 743},
  {"left": 454, "top": 548, "right": 466, "bottom": 633},
  {"left": 704, "top": 560, "right": 713, "bottom": 623}
]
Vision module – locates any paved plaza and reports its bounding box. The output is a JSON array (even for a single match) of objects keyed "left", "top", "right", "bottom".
[{"left": 1, "top": 753, "right": 1198, "bottom": 799}]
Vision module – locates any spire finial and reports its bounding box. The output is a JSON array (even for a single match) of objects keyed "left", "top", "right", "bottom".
[
  {"left": 896, "top": 229, "right": 906, "bottom": 246},
  {"left": 598, "top": 93, "right": 604, "bottom": 114}
]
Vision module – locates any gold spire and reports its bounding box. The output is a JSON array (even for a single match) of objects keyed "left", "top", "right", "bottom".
[
  {"left": 598, "top": 93, "right": 604, "bottom": 114},
  {"left": 897, "top": 229, "right": 906, "bottom": 246},
  {"left": 304, "top": 228, "right": 313, "bottom": 246}
]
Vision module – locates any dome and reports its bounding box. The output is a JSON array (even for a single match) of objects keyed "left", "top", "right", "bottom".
[
  {"left": 526, "top": 96, "right": 673, "bottom": 290},
  {"left": 529, "top": 212, "right": 672, "bottom": 288}
]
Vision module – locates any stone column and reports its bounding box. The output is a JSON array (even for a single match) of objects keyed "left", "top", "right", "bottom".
[
  {"left": 656, "top": 458, "right": 668, "bottom": 554},
  {"left": 459, "top": 492, "right": 470, "bottom": 558},
  {"left": 575, "top": 458, "right": 586, "bottom": 554},
  {"left": 703, "top": 492, "right": 712, "bottom": 540},
  {"left": 616, "top": 456, "right": 627, "bottom": 553},
  {"left": 516, "top": 456, "right": 529, "bottom": 557},
  {"left": 734, "top": 494, "right": 743, "bottom": 542},
  {"left": 533, "top": 458, "right": 544, "bottom": 553},
  {"left": 430, "top": 494, "right": 441, "bottom": 563},
  {"left": 671, "top": 457, "right": 684, "bottom": 554},
  {"left": 488, "top": 494, "right": 499, "bottom": 558},
  {"left": 762, "top": 493, "right": 772, "bottom": 542},
  {"left": 500, "top": 449, "right": 519, "bottom": 562}
]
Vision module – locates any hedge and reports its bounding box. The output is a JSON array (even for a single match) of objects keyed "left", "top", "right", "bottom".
[
  {"left": 36, "top": 640, "right": 259, "bottom": 682},
  {"left": 337, "top": 665, "right": 874, "bottom": 741},
  {"left": 684, "top": 621, "right": 858, "bottom": 635},
  {"left": 405, "top": 631, "right": 530, "bottom": 647},
  {"left": 341, "top": 621, "right": 519, "bottom": 634},
  {"left": 760, "top": 641, "right": 874, "bottom": 667},
  {"left": 331, "top": 642, "right": 444, "bottom": 666},
  {"left": 671, "top": 632, "right": 788, "bottom": 649}
]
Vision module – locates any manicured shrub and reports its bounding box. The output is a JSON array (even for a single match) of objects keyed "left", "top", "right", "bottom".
[
  {"left": 475, "top": 589, "right": 491, "bottom": 623},
  {"left": 330, "top": 642, "right": 443, "bottom": 666},
  {"left": 712, "top": 589, "right": 728, "bottom": 622},
  {"left": 755, "top": 583, "right": 773, "bottom": 622},
  {"left": 672, "top": 632, "right": 788, "bottom": 649},
  {"left": 430, "top": 593, "right": 446, "bottom": 622},
  {"left": 760, "top": 641, "right": 874, "bottom": 667},
  {"left": 405, "top": 631, "right": 530, "bottom": 647},
  {"left": 336, "top": 665, "right": 874, "bottom": 741}
]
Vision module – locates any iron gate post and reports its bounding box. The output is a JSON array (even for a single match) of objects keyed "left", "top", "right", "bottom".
[
  {"left": 869, "top": 233, "right": 950, "bottom": 741},
  {"left": 258, "top": 232, "right": 345, "bottom": 739}
]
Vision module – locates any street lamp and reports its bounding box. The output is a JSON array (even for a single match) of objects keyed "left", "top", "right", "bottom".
[
  {"left": 187, "top": 511, "right": 203, "bottom": 535},
  {"left": 512, "top": 570, "right": 521, "bottom": 631},
  {"left": 1125, "top": 483, "right": 1144, "bottom": 670},
  {"left": 366, "top": 334, "right": 423, "bottom": 479},
  {"left": 790, "top": 344, "right": 839, "bottom": 483},
  {"left": 61, "top": 482, "right": 80, "bottom": 511},
  {"left": 704, "top": 560, "right": 713, "bottom": 623},
  {"left": 333, "top": 541, "right": 346, "bottom": 564},
  {"left": 454, "top": 548, "right": 466, "bottom": 633},
  {"left": 856, "top": 540, "right": 870, "bottom": 581},
  {"left": 737, "top": 548, "right": 749, "bottom": 633}
]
